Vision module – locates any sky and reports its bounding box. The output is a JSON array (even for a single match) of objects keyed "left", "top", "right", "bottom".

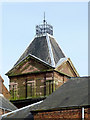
[{"left": 1, "top": 2, "right": 88, "bottom": 90}]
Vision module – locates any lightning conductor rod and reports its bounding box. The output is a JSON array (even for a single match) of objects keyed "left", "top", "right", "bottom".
[
  {"left": 43, "top": 12, "right": 46, "bottom": 33},
  {"left": 44, "top": 12, "right": 45, "bottom": 23}
]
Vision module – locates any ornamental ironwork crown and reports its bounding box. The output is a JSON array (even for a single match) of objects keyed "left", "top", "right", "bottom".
[{"left": 36, "top": 13, "right": 53, "bottom": 36}]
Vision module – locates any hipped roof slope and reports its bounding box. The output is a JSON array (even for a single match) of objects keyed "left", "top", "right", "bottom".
[{"left": 14, "top": 34, "right": 66, "bottom": 68}]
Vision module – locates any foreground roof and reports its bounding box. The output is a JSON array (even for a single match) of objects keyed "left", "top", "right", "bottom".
[
  {"left": 14, "top": 33, "right": 66, "bottom": 68},
  {"left": 1, "top": 77, "right": 89, "bottom": 119},
  {"left": 1, "top": 101, "right": 42, "bottom": 119},
  {"left": 0, "top": 94, "right": 17, "bottom": 111},
  {"left": 31, "top": 76, "right": 89, "bottom": 111}
]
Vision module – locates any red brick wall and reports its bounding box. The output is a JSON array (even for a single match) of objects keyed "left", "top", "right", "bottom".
[
  {"left": 54, "top": 71, "right": 69, "bottom": 90},
  {"left": 33, "top": 107, "right": 90, "bottom": 120},
  {"left": 0, "top": 75, "right": 10, "bottom": 99},
  {"left": 85, "top": 108, "right": 90, "bottom": 119},
  {"left": 0, "top": 78, "right": 3, "bottom": 93},
  {"left": 9, "top": 58, "right": 50, "bottom": 75},
  {"left": 2, "top": 85, "right": 10, "bottom": 100},
  {"left": 9, "top": 71, "right": 69, "bottom": 100},
  {"left": 9, "top": 72, "right": 54, "bottom": 100},
  {"left": 56, "top": 60, "right": 78, "bottom": 77}
]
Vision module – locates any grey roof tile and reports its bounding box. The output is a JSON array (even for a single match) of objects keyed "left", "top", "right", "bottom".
[
  {"left": 14, "top": 34, "right": 66, "bottom": 68},
  {"left": 0, "top": 94, "right": 17, "bottom": 111}
]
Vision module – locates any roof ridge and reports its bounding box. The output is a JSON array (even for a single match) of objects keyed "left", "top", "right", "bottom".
[
  {"left": 46, "top": 33, "right": 55, "bottom": 67},
  {"left": 55, "top": 57, "right": 68, "bottom": 68},
  {"left": 48, "top": 34, "right": 67, "bottom": 58}
]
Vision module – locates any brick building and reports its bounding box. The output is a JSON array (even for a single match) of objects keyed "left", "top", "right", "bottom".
[
  {"left": 6, "top": 18, "right": 79, "bottom": 108},
  {"left": 31, "top": 77, "right": 90, "bottom": 120},
  {"left": 0, "top": 75, "right": 10, "bottom": 99},
  {"left": 1, "top": 77, "right": 89, "bottom": 119}
]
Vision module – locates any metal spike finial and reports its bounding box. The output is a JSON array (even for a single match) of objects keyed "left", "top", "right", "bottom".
[{"left": 43, "top": 12, "right": 46, "bottom": 23}]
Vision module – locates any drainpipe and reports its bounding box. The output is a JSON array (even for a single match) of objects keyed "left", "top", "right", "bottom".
[
  {"left": 82, "top": 107, "right": 84, "bottom": 120},
  {"left": 3, "top": 108, "right": 5, "bottom": 114}
]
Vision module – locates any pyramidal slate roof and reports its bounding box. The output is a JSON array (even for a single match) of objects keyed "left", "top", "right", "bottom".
[{"left": 14, "top": 33, "right": 66, "bottom": 68}]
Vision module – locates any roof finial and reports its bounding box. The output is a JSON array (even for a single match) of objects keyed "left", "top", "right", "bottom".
[
  {"left": 36, "top": 13, "right": 53, "bottom": 36},
  {"left": 43, "top": 12, "right": 46, "bottom": 23}
]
